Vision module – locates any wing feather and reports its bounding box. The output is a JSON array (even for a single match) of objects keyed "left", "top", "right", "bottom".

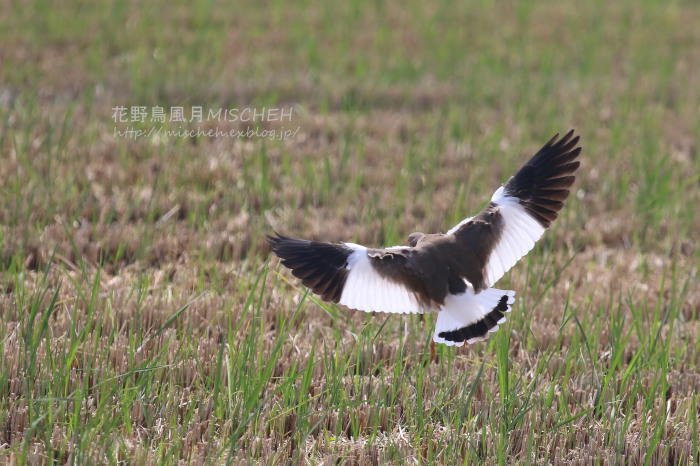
[
  {"left": 449, "top": 130, "right": 581, "bottom": 289},
  {"left": 339, "top": 244, "right": 430, "bottom": 314},
  {"left": 268, "top": 233, "right": 431, "bottom": 313}
]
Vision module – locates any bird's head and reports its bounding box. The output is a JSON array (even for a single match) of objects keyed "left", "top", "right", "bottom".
[{"left": 408, "top": 232, "right": 425, "bottom": 247}]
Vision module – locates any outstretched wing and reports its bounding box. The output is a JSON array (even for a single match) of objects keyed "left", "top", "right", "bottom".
[
  {"left": 448, "top": 130, "right": 581, "bottom": 290},
  {"left": 267, "top": 233, "right": 432, "bottom": 314}
]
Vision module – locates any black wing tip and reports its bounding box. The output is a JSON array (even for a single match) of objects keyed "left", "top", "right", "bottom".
[
  {"left": 266, "top": 231, "right": 315, "bottom": 252},
  {"left": 547, "top": 128, "right": 576, "bottom": 145},
  {"left": 539, "top": 129, "right": 579, "bottom": 155},
  {"left": 266, "top": 230, "right": 288, "bottom": 254},
  {"left": 501, "top": 129, "right": 582, "bottom": 228},
  {"left": 518, "top": 129, "right": 583, "bottom": 173},
  {"left": 266, "top": 230, "right": 288, "bottom": 245},
  {"left": 558, "top": 131, "right": 581, "bottom": 160},
  {"left": 266, "top": 231, "right": 315, "bottom": 262},
  {"left": 542, "top": 129, "right": 577, "bottom": 150},
  {"left": 265, "top": 230, "right": 280, "bottom": 242},
  {"left": 265, "top": 231, "right": 353, "bottom": 303}
]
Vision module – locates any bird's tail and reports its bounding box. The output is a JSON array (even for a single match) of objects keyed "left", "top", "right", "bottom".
[{"left": 433, "top": 288, "right": 515, "bottom": 346}]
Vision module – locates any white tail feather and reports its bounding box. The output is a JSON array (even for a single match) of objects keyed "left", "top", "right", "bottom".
[{"left": 433, "top": 287, "right": 515, "bottom": 347}]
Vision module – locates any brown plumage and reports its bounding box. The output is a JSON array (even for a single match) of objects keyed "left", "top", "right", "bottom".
[{"left": 268, "top": 130, "right": 582, "bottom": 346}]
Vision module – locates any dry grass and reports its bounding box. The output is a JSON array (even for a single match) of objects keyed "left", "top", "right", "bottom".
[{"left": 1, "top": 0, "right": 699, "bottom": 464}]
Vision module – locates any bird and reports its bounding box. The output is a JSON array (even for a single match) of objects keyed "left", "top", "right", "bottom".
[{"left": 267, "top": 130, "right": 581, "bottom": 346}]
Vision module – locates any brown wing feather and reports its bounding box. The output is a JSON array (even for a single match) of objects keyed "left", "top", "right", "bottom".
[
  {"left": 267, "top": 232, "right": 353, "bottom": 303},
  {"left": 449, "top": 130, "right": 582, "bottom": 291},
  {"left": 501, "top": 129, "right": 581, "bottom": 228}
]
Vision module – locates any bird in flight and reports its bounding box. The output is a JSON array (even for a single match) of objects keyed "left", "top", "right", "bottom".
[{"left": 267, "top": 130, "right": 581, "bottom": 346}]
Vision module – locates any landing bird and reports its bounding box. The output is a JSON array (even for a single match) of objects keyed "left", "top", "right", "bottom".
[{"left": 267, "top": 130, "right": 581, "bottom": 346}]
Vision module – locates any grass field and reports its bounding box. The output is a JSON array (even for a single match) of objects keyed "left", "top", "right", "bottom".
[{"left": 1, "top": 0, "right": 699, "bottom": 464}]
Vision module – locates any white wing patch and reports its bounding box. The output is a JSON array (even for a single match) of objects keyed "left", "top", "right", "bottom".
[
  {"left": 446, "top": 216, "right": 473, "bottom": 235},
  {"left": 483, "top": 187, "right": 546, "bottom": 287},
  {"left": 433, "top": 287, "right": 515, "bottom": 346},
  {"left": 339, "top": 243, "right": 429, "bottom": 314}
]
